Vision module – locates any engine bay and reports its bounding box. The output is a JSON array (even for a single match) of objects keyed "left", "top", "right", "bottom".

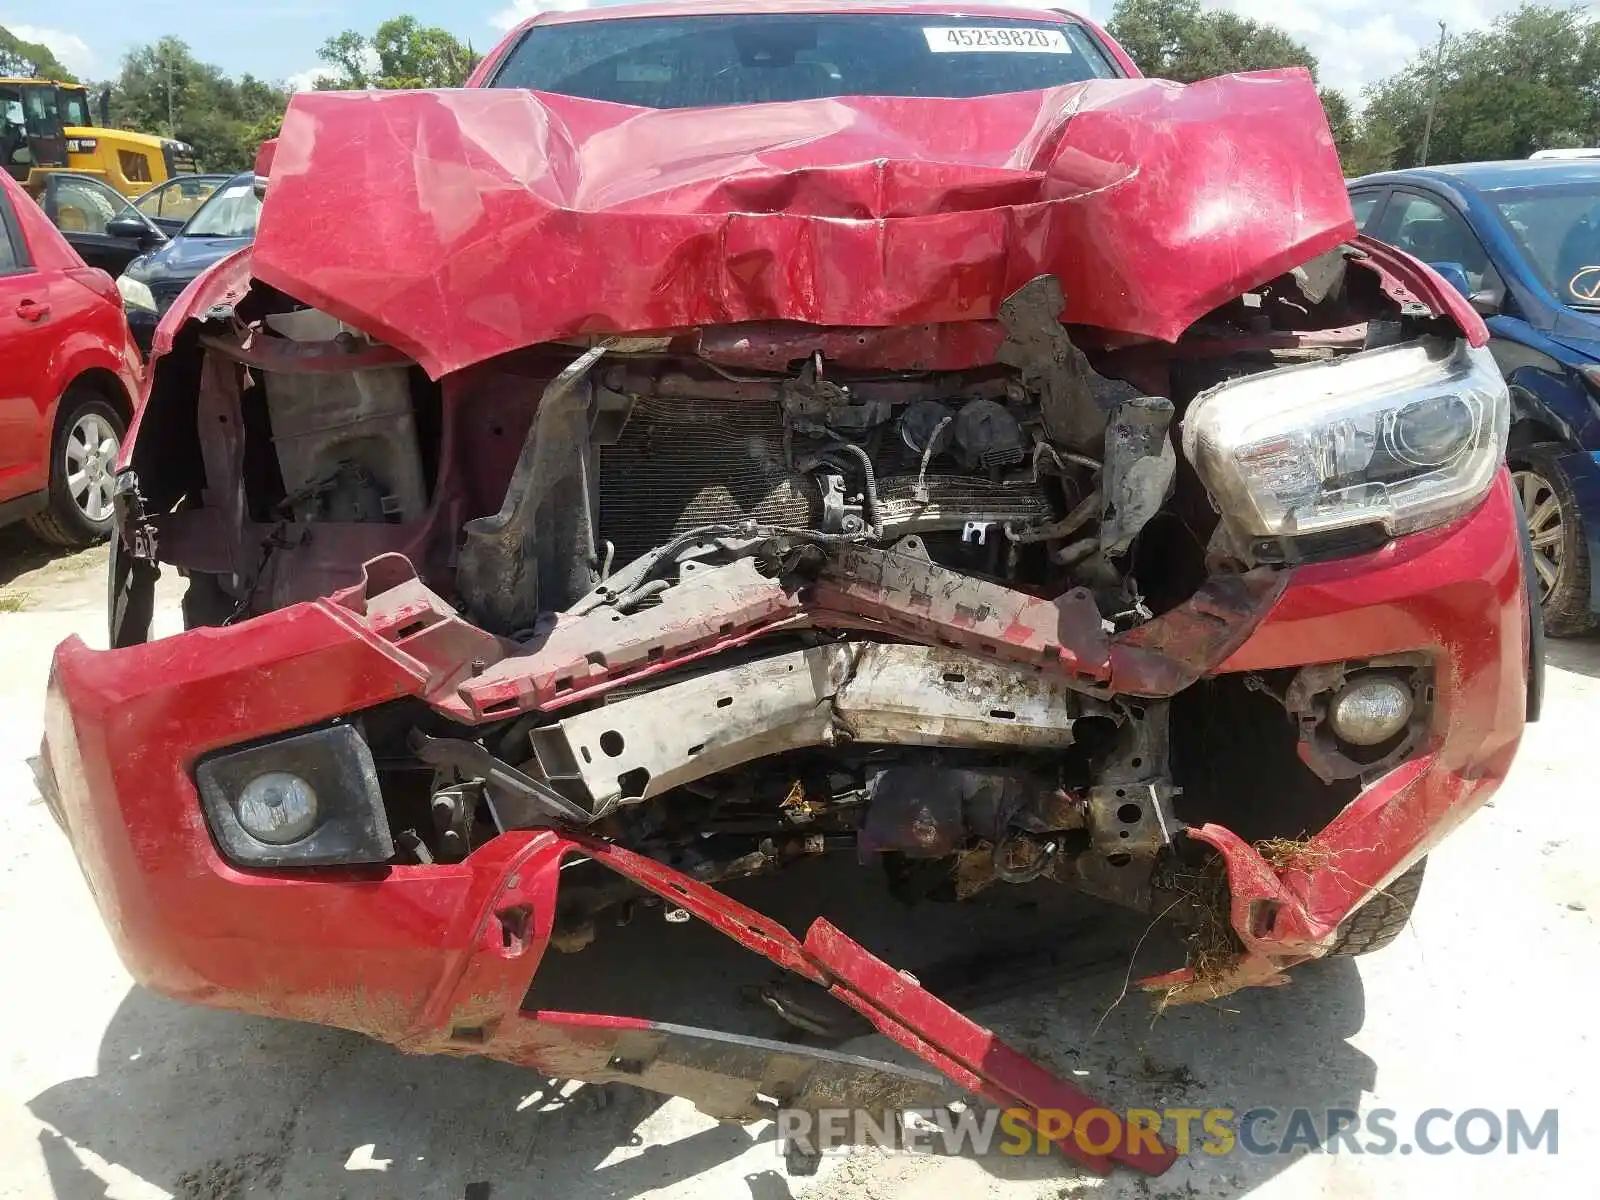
[{"left": 112, "top": 254, "right": 1464, "bottom": 1008}]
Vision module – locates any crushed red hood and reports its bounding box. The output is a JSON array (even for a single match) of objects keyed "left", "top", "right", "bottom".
[{"left": 251, "top": 70, "right": 1354, "bottom": 378}]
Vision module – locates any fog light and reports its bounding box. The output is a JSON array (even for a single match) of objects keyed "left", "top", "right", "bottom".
[
  {"left": 235, "top": 772, "right": 320, "bottom": 844},
  {"left": 1329, "top": 677, "right": 1414, "bottom": 746}
]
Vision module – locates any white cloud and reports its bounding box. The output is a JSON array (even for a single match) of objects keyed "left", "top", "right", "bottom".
[
  {"left": 491, "top": 0, "right": 597, "bottom": 35},
  {"left": 286, "top": 46, "right": 379, "bottom": 91},
  {"left": 7, "top": 22, "right": 95, "bottom": 77},
  {"left": 285, "top": 66, "right": 339, "bottom": 93},
  {"left": 1211, "top": 0, "right": 1535, "bottom": 98}
]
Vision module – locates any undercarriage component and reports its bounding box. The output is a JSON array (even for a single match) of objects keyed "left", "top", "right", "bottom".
[
  {"left": 858, "top": 766, "right": 1047, "bottom": 858},
  {"left": 527, "top": 642, "right": 1101, "bottom": 810},
  {"left": 409, "top": 730, "right": 601, "bottom": 826},
  {"left": 542, "top": 1017, "right": 957, "bottom": 1121},
  {"left": 561, "top": 831, "right": 1177, "bottom": 1175},
  {"left": 1052, "top": 701, "right": 1182, "bottom": 909},
  {"left": 1085, "top": 700, "right": 1181, "bottom": 857}
]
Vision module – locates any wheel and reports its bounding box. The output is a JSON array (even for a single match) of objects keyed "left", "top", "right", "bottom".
[
  {"left": 1328, "top": 859, "right": 1426, "bottom": 957},
  {"left": 181, "top": 572, "right": 237, "bottom": 630},
  {"left": 1510, "top": 444, "right": 1596, "bottom": 638},
  {"left": 25, "top": 388, "right": 126, "bottom": 548}
]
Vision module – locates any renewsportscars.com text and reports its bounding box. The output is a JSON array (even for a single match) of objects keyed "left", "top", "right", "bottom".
[{"left": 775, "top": 1106, "right": 1559, "bottom": 1159}]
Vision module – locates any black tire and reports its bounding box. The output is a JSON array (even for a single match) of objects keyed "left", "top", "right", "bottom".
[
  {"left": 25, "top": 387, "right": 126, "bottom": 548},
  {"left": 1328, "top": 859, "right": 1426, "bottom": 957},
  {"left": 182, "top": 572, "right": 237, "bottom": 630},
  {"left": 1509, "top": 443, "right": 1596, "bottom": 639}
]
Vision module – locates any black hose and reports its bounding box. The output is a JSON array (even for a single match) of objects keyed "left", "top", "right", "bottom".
[
  {"left": 604, "top": 518, "right": 873, "bottom": 612},
  {"left": 829, "top": 441, "right": 884, "bottom": 538}
]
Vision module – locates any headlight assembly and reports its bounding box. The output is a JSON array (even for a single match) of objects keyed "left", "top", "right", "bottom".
[
  {"left": 196, "top": 724, "right": 394, "bottom": 867},
  {"left": 116, "top": 274, "right": 158, "bottom": 314},
  {"left": 1182, "top": 339, "right": 1509, "bottom": 557}
]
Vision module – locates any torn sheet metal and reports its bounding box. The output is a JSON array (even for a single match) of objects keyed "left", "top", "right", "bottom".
[
  {"left": 253, "top": 72, "right": 1352, "bottom": 377},
  {"left": 997, "top": 275, "right": 1107, "bottom": 453}
]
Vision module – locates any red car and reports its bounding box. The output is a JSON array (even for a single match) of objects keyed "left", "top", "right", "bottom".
[
  {"left": 0, "top": 170, "right": 140, "bottom": 545},
  {"left": 37, "top": 2, "right": 1538, "bottom": 1174}
]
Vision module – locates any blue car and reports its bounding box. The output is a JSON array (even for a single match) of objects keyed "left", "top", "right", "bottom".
[
  {"left": 1351, "top": 160, "right": 1600, "bottom": 636},
  {"left": 115, "top": 172, "right": 261, "bottom": 358}
]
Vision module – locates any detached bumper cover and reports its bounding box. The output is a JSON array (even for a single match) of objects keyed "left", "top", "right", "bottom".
[{"left": 39, "top": 476, "right": 1526, "bottom": 1149}]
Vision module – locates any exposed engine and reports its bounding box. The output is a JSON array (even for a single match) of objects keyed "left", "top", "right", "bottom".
[
  {"left": 455, "top": 277, "right": 1179, "bottom": 641},
  {"left": 393, "top": 277, "right": 1198, "bottom": 938}
]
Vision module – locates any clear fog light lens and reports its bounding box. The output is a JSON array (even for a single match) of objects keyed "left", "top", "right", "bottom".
[
  {"left": 235, "top": 771, "right": 320, "bottom": 844},
  {"left": 1329, "top": 677, "right": 1414, "bottom": 747}
]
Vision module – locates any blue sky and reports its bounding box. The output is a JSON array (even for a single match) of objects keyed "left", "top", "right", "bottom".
[{"left": 3, "top": 0, "right": 1587, "bottom": 100}]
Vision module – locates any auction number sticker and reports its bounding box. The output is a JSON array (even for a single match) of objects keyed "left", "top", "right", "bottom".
[{"left": 923, "top": 27, "right": 1072, "bottom": 53}]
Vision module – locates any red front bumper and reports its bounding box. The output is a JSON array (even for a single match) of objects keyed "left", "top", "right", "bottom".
[{"left": 39, "top": 473, "right": 1527, "bottom": 1075}]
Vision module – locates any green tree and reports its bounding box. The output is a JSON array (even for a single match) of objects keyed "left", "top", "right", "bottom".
[
  {"left": 114, "top": 37, "right": 287, "bottom": 171},
  {"left": 0, "top": 24, "right": 76, "bottom": 79},
  {"left": 1362, "top": 4, "right": 1600, "bottom": 167},
  {"left": 316, "top": 15, "right": 480, "bottom": 90},
  {"left": 1107, "top": 0, "right": 1316, "bottom": 82}
]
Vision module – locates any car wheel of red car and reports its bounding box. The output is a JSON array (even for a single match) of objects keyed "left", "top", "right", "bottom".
[
  {"left": 26, "top": 387, "right": 127, "bottom": 548},
  {"left": 1510, "top": 444, "right": 1596, "bottom": 639},
  {"left": 1328, "top": 858, "right": 1426, "bottom": 957}
]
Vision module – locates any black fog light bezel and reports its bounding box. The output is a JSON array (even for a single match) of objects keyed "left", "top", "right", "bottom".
[
  {"left": 1284, "top": 654, "right": 1435, "bottom": 783},
  {"left": 195, "top": 724, "right": 395, "bottom": 868}
]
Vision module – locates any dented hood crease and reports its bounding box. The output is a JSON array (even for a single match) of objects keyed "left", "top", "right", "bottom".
[{"left": 251, "top": 69, "right": 1354, "bottom": 379}]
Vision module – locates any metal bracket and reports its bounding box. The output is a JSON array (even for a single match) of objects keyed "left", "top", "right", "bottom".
[
  {"left": 112, "top": 470, "right": 160, "bottom": 561},
  {"left": 409, "top": 731, "right": 602, "bottom": 828}
]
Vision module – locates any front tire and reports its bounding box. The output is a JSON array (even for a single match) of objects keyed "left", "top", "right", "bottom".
[
  {"left": 1510, "top": 444, "right": 1596, "bottom": 638},
  {"left": 1328, "top": 859, "right": 1426, "bottom": 957},
  {"left": 25, "top": 388, "right": 126, "bottom": 548}
]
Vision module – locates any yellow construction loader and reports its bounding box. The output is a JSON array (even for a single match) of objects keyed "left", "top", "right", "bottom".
[{"left": 2, "top": 78, "right": 197, "bottom": 197}]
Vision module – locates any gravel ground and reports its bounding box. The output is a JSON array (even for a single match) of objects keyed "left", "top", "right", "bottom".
[{"left": 0, "top": 531, "right": 1595, "bottom": 1200}]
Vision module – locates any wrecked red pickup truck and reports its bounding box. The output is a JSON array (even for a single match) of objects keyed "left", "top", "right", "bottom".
[{"left": 37, "top": 1, "right": 1536, "bottom": 1175}]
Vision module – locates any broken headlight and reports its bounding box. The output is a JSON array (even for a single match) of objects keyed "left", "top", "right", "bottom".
[
  {"left": 1183, "top": 339, "right": 1509, "bottom": 554},
  {"left": 195, "top": 724, "right": 394, "bottom": 867}
]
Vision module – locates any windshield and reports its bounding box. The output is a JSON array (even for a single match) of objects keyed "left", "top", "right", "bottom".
[
  {"left": 1494, "top": 184, "right": 1600, "bottom": 309},
  {"left": 137, "top": 175, "right": 227, "bottom": 223},
  {"left": 59, "top": 86, "right": 91, "bottom": 128},
  {"left": 184, "top": 177, "right": 261, "bottom": 238},
  {"left": 20, "top": 82, "right": 61, "bottom": 137},
  {"left": 491, "top": 14, "right": 1119, "bottom": 107}
]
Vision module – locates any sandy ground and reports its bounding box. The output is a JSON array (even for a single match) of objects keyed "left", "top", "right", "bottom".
[{"left": 0, "top": 527, "right": 1595, "bottom": 1200}]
